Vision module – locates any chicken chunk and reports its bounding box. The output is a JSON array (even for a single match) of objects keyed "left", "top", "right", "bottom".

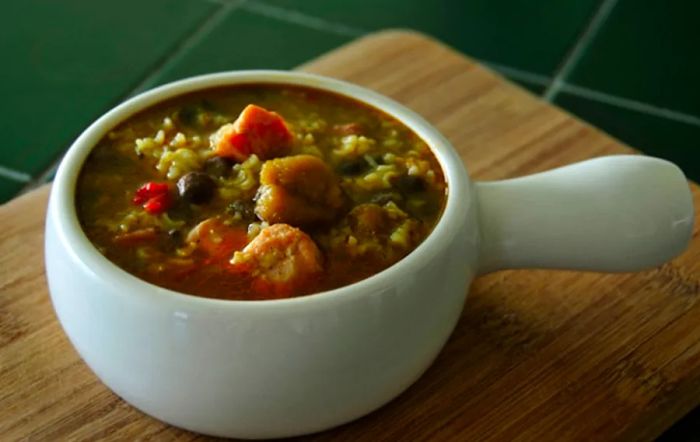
[
  {"left": 255, "top": 154, "right": 345, "bottom": 226},
  {"left": 211, "top": 104, "right": 293, "bottom": 162},
  {"left": 231, "top": 223, "right": 323, "bottom": 297},
  {"left": 320, "top": 202, "right": 424, "bottom": 262}
]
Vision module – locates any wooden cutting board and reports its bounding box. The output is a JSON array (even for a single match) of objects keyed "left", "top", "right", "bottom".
[{"left": 2, "top": 30, "right": 699, "bottom": 441}]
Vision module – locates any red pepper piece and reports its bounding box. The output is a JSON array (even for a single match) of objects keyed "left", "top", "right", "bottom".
[
  {"left": 142, "top": 193, "right": 172, "bottom": 214},
  {"left": 132, "top": 182, "right": 172, "bottom": 214}
]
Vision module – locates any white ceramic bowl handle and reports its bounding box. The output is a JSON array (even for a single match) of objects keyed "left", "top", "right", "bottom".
[{"left": 475, "top": 155, "right": 695, "bottom": 274}]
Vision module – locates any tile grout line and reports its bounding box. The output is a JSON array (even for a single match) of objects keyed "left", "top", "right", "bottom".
[
  {"left": 17, "top": 0, "right": 245, "bottom": 195},
  {"left": 240, "top": 1, "right": 367, "bottom": 38},
  {"left": 480, "top": 61, "right": 700, "bottom": 127},
  {"left": 560, "top": 83, "right": 700, "bottom": 127},
  {"left": 542, "top": 0, "right": 618, "bottom": 101},
  {"left": 481, "top": 61, "right": 551, "bottom": 87},
  {"left": 22, "top": 154, "right": 62, "bottom": 192},
  {"left": 0, "top": 165, "right": 31, "bottom": 183},
  {"left": 240, "top": 1, "right": 552, "bottom": 89},
  {"left": 126, "top": 0, "right": 245, "bottom": 97},
  {"left": 238, "top": 2, "right": 549, "bottom": 90}
]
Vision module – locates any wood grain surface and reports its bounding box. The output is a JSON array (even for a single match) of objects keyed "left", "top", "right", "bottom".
[{"left": 2, "top": 30, "right": 699, "bottom": 441}]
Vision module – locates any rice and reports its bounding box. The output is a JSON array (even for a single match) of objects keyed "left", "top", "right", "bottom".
[
  {"left": 134, "top": 118, "right": 212, "bottom": 179},
  {"left": 294, "top": 114, "right": 327, "bottom": 133},
  {"left": 112, "top": 210, "right": 184, "bottom": 233},
  {"left": 333, "top": 134, "right": 375, "bottom": 157},
  {"left": 218, "top": 154, "right": 263, "bottom": 200},
  {"left": 357, "top": 165, "right": 400, "bottom": 191}
]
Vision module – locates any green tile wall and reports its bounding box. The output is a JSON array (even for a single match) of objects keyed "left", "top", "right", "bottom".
[
  {"left": 149, "top": 9, "right": 352, "bottom": 87},
  {"left": 568, "top": 0, "right": 700, "bottom": 116},
  {"left": 259, "top": 0, "right": 600, "bottom": 75},
  {"left": 0, "top": 177, "right": 24, "bottom": 203},
  {"left": 556, "top": 93, "right": 700, "bottom": 179},
  {"left": 559, "top": 0, "right": 700, "bottom": 197},
  {"left": 0, "top": 0, "right": 216, "bottom": 176}
]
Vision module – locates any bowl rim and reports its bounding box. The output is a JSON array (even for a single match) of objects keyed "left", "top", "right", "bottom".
[{"left": 49, "top": 70, "right": 472, "bottom": 311}]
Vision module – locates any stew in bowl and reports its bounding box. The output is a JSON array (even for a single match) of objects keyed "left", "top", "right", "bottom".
[{"left": 76, "top": 84, "right": 447, "bottom": 300}]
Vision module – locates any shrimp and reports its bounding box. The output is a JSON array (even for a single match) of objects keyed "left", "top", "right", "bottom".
[{"left": 231, "top": 223, "right": 323, "bottom": 297}]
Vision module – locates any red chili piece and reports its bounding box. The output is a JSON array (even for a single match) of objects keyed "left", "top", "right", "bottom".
[{"left": 132, "top": 182, "right": 172, "bottom": 214}]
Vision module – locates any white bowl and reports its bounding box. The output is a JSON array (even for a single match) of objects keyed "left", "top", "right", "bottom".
[{"left": 45, "top": 71, "right": 695, "bottom": 439}]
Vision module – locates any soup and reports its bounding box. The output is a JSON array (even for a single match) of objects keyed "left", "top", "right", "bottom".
[{"left": 76, "top": 84, "right": 447, "bottom": 300}]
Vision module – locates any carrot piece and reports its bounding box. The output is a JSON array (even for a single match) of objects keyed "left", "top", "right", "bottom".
[
  {"left": 113, "top": 228, "right": 158, "bottom": 246},
  {"left": 212, "top": 104, "right": 293, "bottom": 161}
]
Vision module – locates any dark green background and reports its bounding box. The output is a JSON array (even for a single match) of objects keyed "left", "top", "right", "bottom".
[{"left": 1, "top": 0, "right": 698, "bottom": 438}]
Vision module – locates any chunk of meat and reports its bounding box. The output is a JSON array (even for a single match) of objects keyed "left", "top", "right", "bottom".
[
  {"left": 186, "top": 217, "right": 248, "bottom": 261},
  {"left": 320, "top": 203, "right": 425, "bottom": 262},
  {"left": 231, "top": 224, "right": 323, "bottom": 297},
  {"left": 211, "top": 104, "right": 293, "bottom": 162},
  {"left": 255, "top": 154, "right": 345, "bottom": 226},
  {"left": 348, "top": 203, "right": 391, "bottom": 236}
]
